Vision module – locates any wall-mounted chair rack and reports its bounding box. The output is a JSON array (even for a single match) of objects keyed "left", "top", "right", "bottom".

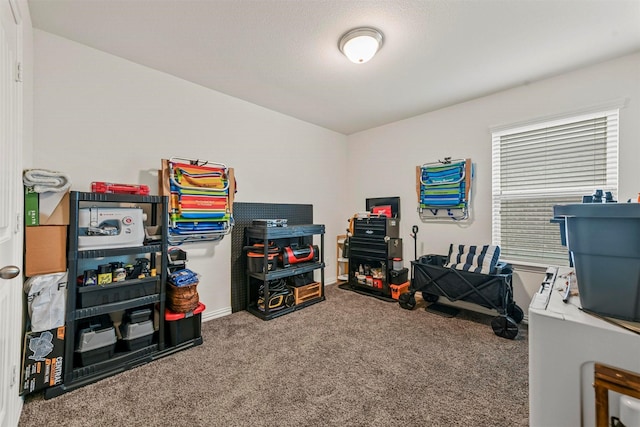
[
  {"left": 162, "top": 157, "right": 236, "bottom": 244},
  {"left": 416, "top": 157, "right": 473, "bottom": 221}
]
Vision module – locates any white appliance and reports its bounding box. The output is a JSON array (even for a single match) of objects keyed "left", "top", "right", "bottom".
[
  {"left": 78, "top": 207, "right": 145, "bottom": 250},
  {"left": 529, "top": 267, "right": 640, "bottom": 427}
]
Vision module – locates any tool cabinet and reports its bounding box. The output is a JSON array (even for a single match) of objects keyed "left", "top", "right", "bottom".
[{"left": 347, "top": 216, "right": 402, "bottom": 298}]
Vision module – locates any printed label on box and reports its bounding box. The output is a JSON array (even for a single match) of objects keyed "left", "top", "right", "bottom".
[
  {"left": 24, "top": 186, "right": 39, "bottom": 226},
  {"left": 20, "top": 327, "right": 65, "bottom": 395}
]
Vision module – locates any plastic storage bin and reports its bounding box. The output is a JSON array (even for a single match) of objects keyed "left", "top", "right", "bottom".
[
  {"left": 389, "top": 268, "right": 408, "bottom": 285},
  {"left": 75, "top": 327, "right": 117, "bottom": 366},
  {"left": 553, "top": 203, "right": 640, "bottom": 321},
  {"left": 247, "top": 252, "right": 278, "bottom": 273},
  {"left": 120, "top": 320, "right": 155, "bottom": 351},
  {"left": 124, "top": 308, "right": 152, "bottom": 324},
  {"left": 165, "top": 302, "right": 205, "bottom": 347}
]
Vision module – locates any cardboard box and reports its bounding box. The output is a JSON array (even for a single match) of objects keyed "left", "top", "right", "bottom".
[
  {"left": 24, "top": 186, "right": 69, "bottom": 226},
  {"left": 20, "top": 326, "right": 65, "bottom": 395},
  {"left": 25, "top": 226, "right": 67, "bottom": 277}
]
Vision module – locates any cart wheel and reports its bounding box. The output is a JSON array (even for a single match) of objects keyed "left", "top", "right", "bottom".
[
  {"left": 507, "top": 303, "right": 524, "bottom": 324},
  {"left": 399, "top": 293, "right": 416, "bottom": 310},
  {"left": 422, "top": 292, "right": 439, "bottom": 303},
  {"left": 491, "top": 316, "right": 518, "bottom": 340}
]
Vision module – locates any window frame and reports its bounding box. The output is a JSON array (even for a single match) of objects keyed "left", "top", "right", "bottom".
[{"left": 491, "top": 108, "right": 620, "bottom": 266}]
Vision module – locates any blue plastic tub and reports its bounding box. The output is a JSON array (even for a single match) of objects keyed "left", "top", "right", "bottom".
[{"left": 553, "top": 203, "right": 640, "bottom": 322}]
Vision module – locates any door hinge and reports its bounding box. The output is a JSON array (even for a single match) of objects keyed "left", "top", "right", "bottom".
[
  {"left": 16, "top": 62, "right": 23, "bottom": 83},
  {"left": 15, "top": 212, "right": 22, "bottom": 234}
]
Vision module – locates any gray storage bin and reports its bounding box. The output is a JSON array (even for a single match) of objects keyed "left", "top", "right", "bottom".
[
  {"left": 120, "top": 320, "right": 154, "bottom": 351},
  {"left": 553, "top": 203, "right": 640, "bottom": 321},
  {"left": 75, "top": 327, "right": 117, "bottom": 366}
]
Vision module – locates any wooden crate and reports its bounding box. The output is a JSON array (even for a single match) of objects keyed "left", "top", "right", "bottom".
[{"left": 291, "top": 282, "right": 322, "bottom": 305}]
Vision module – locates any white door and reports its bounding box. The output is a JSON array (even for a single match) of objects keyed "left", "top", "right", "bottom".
[{"left": 0, "top": 0, "right": 24, "bottom": 426}]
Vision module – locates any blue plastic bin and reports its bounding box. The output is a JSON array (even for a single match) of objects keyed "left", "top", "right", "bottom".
[{"left": 553, "top": 203, "right": 640, "bottom": 322}]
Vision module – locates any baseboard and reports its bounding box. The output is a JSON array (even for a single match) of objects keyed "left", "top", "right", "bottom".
[
  {"left": 202, "top": 306, "right": 232, "bottom": 322},
  {"left": 325, "top": 276, "right": 338, "bottom": 286},
  {"left": 197, "top": 281, "right": 343, "bottom": 322}
]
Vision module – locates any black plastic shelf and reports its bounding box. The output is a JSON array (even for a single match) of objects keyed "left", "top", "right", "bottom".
[
  {"left": 246, "top": 304, "right": 296, "bottom": 320},
  {"left": 245, "top": 222, "right": 325, "bottom": 320},
  {"left": 71, "top": 343, "right": 158, "bottom": 381},
  {"left": 73, "top": 294, "right": 161, "bottom": 320},
  {"left": 74, "top": 192, "right": 164, "bottom": 204},
  {"left": 246, "top": 295, "right": 325, "bottom": 320},
  {"left": 56, "top": 191, "right": 170, "bottom": 399},
  {"left": 154, "top": 336, "right": 203, "bottom": 358},
  {"left": 349, "top": 282, "right": 392, "bottom": 298},
  {"left": 248, "top": 261, "right": 325, "bottom": 281},
  {"left": 73, "top": 244, "right": 163, "bottom": 260}
]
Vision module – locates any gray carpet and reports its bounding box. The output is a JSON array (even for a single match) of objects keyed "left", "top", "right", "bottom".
[{"left": 19, "top": 284, "right": 529, "bottom": 427}]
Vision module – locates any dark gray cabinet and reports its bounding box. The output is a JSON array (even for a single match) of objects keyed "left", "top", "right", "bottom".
[{"left": 348, "top": 217, "right": 402, "bottom": 298}]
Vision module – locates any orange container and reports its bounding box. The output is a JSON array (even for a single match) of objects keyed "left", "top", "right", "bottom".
[{"left": 390, "top": 281, "right": 410, "bottom": 300}]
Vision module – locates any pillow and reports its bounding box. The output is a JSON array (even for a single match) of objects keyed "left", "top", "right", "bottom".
[{"left": 445, "top": 244, "right": 501, "bottom": 275}]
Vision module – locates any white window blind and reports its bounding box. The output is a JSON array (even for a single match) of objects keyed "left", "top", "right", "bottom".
[{"left": 492, "top": 109, "right": 619, "bottom": 265}]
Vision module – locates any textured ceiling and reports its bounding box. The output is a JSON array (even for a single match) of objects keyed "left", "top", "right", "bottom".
[{"left": 27, "top": 0, "right": 640, "bottom": 135}]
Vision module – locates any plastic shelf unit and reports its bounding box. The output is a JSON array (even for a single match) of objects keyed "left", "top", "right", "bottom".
[
  {"left": 45, "top": 191, "right": 169, "bottom": 398},
  {"left": 245, "top": 224, "right": 325, "bottom": 320}
]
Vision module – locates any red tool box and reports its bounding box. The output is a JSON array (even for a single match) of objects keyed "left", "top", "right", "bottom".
[{"left": 91, "top": 182, "right": 150, "bottom": 195}]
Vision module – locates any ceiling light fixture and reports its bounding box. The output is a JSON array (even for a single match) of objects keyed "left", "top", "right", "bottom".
[{"left": 339, "top": 27, "right": 383, "bottom": 64}]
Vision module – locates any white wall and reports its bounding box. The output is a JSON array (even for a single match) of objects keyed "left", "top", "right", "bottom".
[
  {"left": 347, "top": 52, "right": 640, "bottom": 313},
  {"left": 19, "top": 0, "right": 33, "bottom": 169},
  {"left": 32, "top": 30, "right": 349, "bottom": 319},
  {"left": 33, "top": 28, "right": 640, "bottom": 319}
]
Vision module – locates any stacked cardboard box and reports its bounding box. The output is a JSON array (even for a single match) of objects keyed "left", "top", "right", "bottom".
[{"left": 23, "top": 187, "right": 69, "bottom": 277}]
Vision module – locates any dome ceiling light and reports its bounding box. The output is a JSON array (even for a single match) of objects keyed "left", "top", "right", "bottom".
[{"left": 338, "top": 27, "right": 384, "bottom": 64}]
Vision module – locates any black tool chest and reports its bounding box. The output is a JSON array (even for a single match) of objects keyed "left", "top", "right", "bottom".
[
  {"left": 245, "top": 224, "right": 325, "bottom": 320},
  {"left": 348, "top": 217, "right": 402, "bottom": 298},
  {"left": 45, "top": 191, "right": 201, "bottom": 398}
]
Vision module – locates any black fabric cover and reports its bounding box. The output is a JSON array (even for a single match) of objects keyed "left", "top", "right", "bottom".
[{"left": 411, "top": 255, "right": 513, "bottom": 313}]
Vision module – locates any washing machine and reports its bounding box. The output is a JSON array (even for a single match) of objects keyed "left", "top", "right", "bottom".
[{"left": 528, "top": 267, "right": 640, "bottom": 427}]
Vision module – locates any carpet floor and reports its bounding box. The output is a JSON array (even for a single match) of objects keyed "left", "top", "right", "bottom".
[{"left": 19, "top": 283, "right": 529, "bottom": 427}]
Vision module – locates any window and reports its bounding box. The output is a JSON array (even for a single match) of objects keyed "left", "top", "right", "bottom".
[{"left": 491, "top": 109, "right": 619, "bottom": 266}]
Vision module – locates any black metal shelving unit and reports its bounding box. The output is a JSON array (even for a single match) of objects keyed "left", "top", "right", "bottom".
[
  {"left": 245, "top": 224, "right": 325, "bottom": 320},
  {"left": 45, "top": 191, "right": 172, "bottom": 398}
]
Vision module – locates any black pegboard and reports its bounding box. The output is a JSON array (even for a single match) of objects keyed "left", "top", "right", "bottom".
[{"left": 231, "top": 203, "right": 313, "bottom": 312}]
